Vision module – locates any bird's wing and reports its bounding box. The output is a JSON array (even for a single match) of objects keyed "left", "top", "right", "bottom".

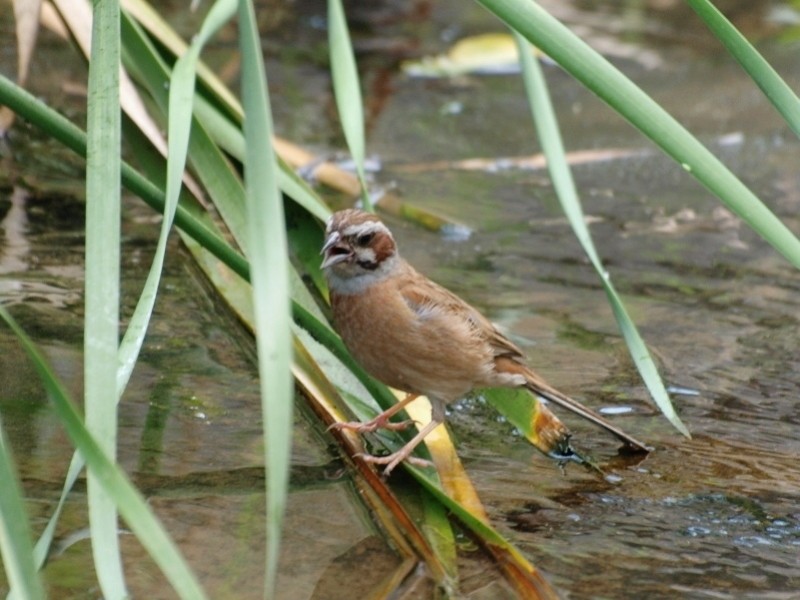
[
  {"left": 396, "top": 265, "right": 525, "bottom": 360},
  {"left": 396, "top": 265, "right": 650, "bottom": 452}
]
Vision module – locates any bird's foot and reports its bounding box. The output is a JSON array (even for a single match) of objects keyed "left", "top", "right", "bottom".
[
  {"left": 356, "top": 451, "right": 433, "bottom": 477},
  {"left": 329, "top": 416, "right": 416, "bottom": 434}
]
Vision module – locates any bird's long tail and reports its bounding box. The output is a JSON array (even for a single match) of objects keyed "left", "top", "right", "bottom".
[{"left": 522, "top": 369, "right": 650, "bottom": 453}]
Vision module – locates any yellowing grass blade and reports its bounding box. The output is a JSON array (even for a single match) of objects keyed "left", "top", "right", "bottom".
[
  {"left": 400, "top": 393, "right": 489, "bottom": 522},
  {"left": 484, "top": 387, "right": 578, "bottom": 458}
]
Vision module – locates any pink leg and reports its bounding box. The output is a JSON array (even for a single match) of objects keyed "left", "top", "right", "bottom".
[{"left": 330, "top": 393, "right": 419, "bottom": 433}]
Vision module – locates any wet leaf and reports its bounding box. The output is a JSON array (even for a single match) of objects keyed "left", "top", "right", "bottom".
[
  {"left": 377, "top": 192, "right": 473, "bottom": 236},
  {"left": 401, "top": 394, "right": 488, "bottom": 522},
  {"left": 411, "top": 467, "right": 560, "bottom": 600},
  {"left": 483, "top": 387, "right": 576, "bottom": 457}
]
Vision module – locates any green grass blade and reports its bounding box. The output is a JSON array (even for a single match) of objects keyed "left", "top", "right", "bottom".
[
  {"left": 476, "top": 0, "right": 800, "bottom": 270},
  {"left": 0, "top": 72, "right": 250, "bottom": 310},
  {"left": 84, "top": 1, "right": 127, "bottom": 596},
  {"left": 19, "top": 453, "right": 84, "bottom": 588},
  {"left": 686, "top": 0, "right": 800, "bottom": 138},
  {"left": 123, "top": 0, "right": 242, "bottom": 115},
  {"left": 327, "top": 0, "right": 372, "bottom": 210},
  {"left": 514, "top": 31, "right": 689, "bottom": 436},
  {"left": 119, "top": 12, "right": 250, "bottom": 252},
  {"left": 122, "top": 5, "right": 334, "bottom": 224},
  {"left": 0, "top": 72, "right": 244, "bottom": 583},
  {"left": 119, "top": 0, "right": 237, "bottom": 390},
  {"left": 0, "top": 308, "right": 208, "bottom": 599},
  {"left": 191, "top": 93, "right": 332, "bottom": 223},
  {"left": 0, "top": 416, "right": 46, "bottom": 600},
  {"left": 26, "top": 4, "right": 241, "bottom": 590},
  {"left": 411, "top": 469, "right": 559, "bottom": 599},
  {"left": 237, "top": 0, "right": 294, "bottom": 595}
]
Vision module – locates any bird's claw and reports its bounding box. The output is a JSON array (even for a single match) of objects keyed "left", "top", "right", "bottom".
[
  {"left": 381, "top": 419, "right": 416, "bottom": 431},
  {"left": 355, "top": 451, "right": 434, "bottom": 477},
  {"left": 328, "top": 417, "right": 416, "bottom": 434}
]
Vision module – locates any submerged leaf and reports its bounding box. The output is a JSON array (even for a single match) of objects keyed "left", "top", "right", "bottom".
[{"left": 403, "top": 32, "right": 536, "bottom": 78}]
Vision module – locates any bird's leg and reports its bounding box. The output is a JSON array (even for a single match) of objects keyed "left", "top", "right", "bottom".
[
  {"left": 357, "top": 417, "right": 441, "bottom": 477},
  {"left": 329, "top": 393, "right": 419, "bottom": 433},
  {"left": 358, "top": 399, "right": 446, "bottom": 476}
]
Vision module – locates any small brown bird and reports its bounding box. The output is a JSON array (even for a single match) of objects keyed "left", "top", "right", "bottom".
[{"left": 321, "top": 209, "right": 647, "bottom": 475}]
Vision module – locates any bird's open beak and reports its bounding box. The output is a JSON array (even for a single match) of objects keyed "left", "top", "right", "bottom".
[{"left": 320, "top": 231, "right": 352, "bottom": 269}]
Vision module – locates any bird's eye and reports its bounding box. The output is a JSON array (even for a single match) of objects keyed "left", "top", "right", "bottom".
[{"left": 356, "top": 232, "right": 375, "bottom": 246}]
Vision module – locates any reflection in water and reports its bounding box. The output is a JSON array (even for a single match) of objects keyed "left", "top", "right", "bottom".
[
  {"left": 0, "top": 189, "right": 84, "bottom": 309},
  {"left": 0, "top": 187, "right": 30, "bottom": 275}
]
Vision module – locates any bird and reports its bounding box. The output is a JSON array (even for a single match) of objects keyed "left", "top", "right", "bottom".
[{"left": 321, "top": 208, "right": 648, "bottom": 476}]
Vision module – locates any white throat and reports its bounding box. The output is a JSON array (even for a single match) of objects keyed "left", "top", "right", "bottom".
[{"left": 326, "top": 253, "right": 399, "bottom": 295}]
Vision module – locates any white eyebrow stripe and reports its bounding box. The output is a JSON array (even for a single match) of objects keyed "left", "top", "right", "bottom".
[{"left": 342, "top": 221, "right": 391, "bottom": 238}]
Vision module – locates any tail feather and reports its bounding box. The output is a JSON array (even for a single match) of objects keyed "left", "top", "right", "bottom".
[{"left": 524, "top": 373, "right": 650, "bottom": 453}]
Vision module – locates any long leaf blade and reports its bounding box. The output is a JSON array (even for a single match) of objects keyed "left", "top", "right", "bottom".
[
  {"left": 84, "top": 0, "right": 126, "bottom": 595},
  {"left": 514, "top": 31, "right": 689, "bottom": 436},
  {"left": 117, "top": 0, "right": 238, "bottom": 391},
  {"left": 237, "top": 0, "right": 294, "bottom": 595},
  {"left": 476, "top": 0, "right": 800, "bottom": 269},
  {"left": 327, "top": 0, "right": 372, "bottom": 210},
  {"left": 0, "top": 308, "right": 208, "bottom": 599},
  {"left": 686, "top": 0, "right": 800, "bottom": 138},
  {"left": 0, "top": 416, "right": 46, "bottom": 600}
]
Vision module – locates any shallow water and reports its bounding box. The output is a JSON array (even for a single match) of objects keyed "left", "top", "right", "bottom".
[{"left": 1, "top": 0, "right": 800, "bottom": 598}]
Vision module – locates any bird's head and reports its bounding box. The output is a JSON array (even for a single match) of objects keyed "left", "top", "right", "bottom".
[{"left": 320, "top": 209, "right": 399, "bottom": 287}]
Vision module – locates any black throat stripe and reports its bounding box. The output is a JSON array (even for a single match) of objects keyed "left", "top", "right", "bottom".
[{"left": 357, "top": 259, "right": 380, "bottom": 271}]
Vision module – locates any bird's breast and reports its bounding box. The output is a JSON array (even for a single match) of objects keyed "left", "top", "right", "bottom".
[{"left": 330, "top": 281, "right": 490, "bottom": 402}]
